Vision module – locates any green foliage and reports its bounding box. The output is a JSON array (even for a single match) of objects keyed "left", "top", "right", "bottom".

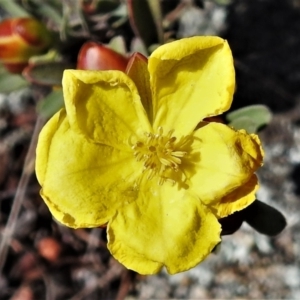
[
  {"left": 107, "top": 36, "right": 127, "bottom": 55},
  {"left": 37, "top": 89, "right": 64, "bottom": 119},
  {"left": 23, "top": 62, "right": 75, "bottom": 86},
  {"left": 128, "top": 0, "right": 163, "bottom": 52},
  {"left": 0, "top": 0, "right": 30, "bottom": 17},
  {"left": 94, "top": 0, "right": 121, "bottom": 13},
  {"left": 219, "top": 199, "right": 286, "bottom": 236},
  {"left": 244, "top": 200, "right": 286, "bottom": 236},
  {"left": 0, "top": 64, "right": 29, "bottom": 93},
  {"left": 227, "top": 104, "right": 272, "bottom": 133}
]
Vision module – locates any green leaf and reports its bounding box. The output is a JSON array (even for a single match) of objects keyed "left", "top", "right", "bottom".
[
  {"left": 96, "top": 0, "right": 121, "bottom": 13},
  {"left": 0, "top": 0, "right": 31, "bottom": 17},
  {"left": 0, "top": 65, "right": 29, "bottom": 93},
  {"left": 127, "top": 0, "right": 163, "bottom": 51},
  {"left": 147, "top": 0, "right": 164, "bottom": 44},
  {"left": 228, "top": 116, "right": 258, "bottom": 133},
  {"left": 243, "top": 200, "right": 286, "bottom": 236},
  {"left": 23, "top": 62, "right": 75, "bottom": 86},
  {"left": 27, "top": 0, "right": 63, "bottom": 27},
  {"left": 214, "top": 0, "right": 232, "bottom": 5},
  {"left": 108, "top": 36, "right": 127, "bottom": 55},
  {"left": 226, "top": 105, "right": 272, "bottom": 133},
  {"left": 37, "top": 89, "right": 64, "bottom": 118}
]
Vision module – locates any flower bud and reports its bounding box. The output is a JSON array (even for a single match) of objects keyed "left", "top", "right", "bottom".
[
  {"left": 77, "top": 41, "right": 128, "bottom": 71},
  {"left": 0, "top": 18, "right": 52, "bottom": 73}
]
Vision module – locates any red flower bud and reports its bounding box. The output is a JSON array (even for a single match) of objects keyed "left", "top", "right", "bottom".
[
  {"left": 0, "top": 18, "right": 52, "bottom": 73},
  {"left": 77, "top": 41, "right": 129, "bottom": 71}
]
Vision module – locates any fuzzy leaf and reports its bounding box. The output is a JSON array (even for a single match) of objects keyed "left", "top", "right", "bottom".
[
  {"left": 0, "top": 64, "right": 29, "bottom": 93},
  {"left": 127, "top": 0, "right": 163, "bottom": 50},
  {"left": 23, "top": 62, "right": 75, "bottom": 86},
  {"left": 28, "top": 0, "right": 63, "bottom": 27},
  {"left": 108, "top": 36, "right": 127, "bottom": 55},
  {"left": 227, "top": 105, "right": 272, "bottom": 132},
  {"left": 0, "top": 0, "right": 31, "bottom": 17},
  {"left": 37, "top": 89, "right": 64, "bottom": 118},
  {"left": 244, "top": 200, "right": 286, "bottom": 236},
  {"left": 228, "top": 116, "right": 258, "bottom": 133}
]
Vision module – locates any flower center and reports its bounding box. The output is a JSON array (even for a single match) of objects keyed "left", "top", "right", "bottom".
[{"left": 132, "top": 127, "right": 187, "bottom": 185}]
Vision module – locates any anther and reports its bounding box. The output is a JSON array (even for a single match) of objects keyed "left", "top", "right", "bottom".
[
  {"left": 166, "top": 178, "right": 176, "bottom": 186},
  {"left": 159, "top": 157, "right": 173, "bottom": 167},
  {"left": 169, "top": 156, "right": 181, "bottom": 165},
  {"left": 169, "top": 137, "right": 176, "bottom": 143},
  {"left": 132, "top": 127, "right": 190, "bottom": 186},
  {"left": 158, "top": 177, "right": 165, "bottom": 185},
  {"left": 172, "top": 151, "right": 186, "bottom": 157}
]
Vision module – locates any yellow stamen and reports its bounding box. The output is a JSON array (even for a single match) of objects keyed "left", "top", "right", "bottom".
[{"left": 132, "top": 128, "right": 188, "bottom": 185}]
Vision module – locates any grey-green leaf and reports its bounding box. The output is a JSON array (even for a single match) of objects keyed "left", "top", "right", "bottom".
[
  {"left": 37, "top": 89, "right": 64, "bottom": 119},
  {"left": 127, "top": 0, "right": 163, "bottom": 51},
  {"left": 228, "top": 116, "right": 258, "bottom": 133},
  {"left": 23, "top": 62, "right": 75, "bottom": 86},
  {"left": 0, "top": 66, "right": 29, "bottom": 94},
  {"left": 226, "top": 104, "right": 272, "bottom": 133}
]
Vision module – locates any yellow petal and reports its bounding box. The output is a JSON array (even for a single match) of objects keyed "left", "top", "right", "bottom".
[
  {"left": 36, "top": 109, "right": 141, "bottom": 228},
  {"left": 63, "top": 70, "right": 151, "bottom": 149},
  {"left": 186, "top": 122, "right": 263, "bottom": 205},
  {"left": 213, "top": 174, "right": 259, "bottom": 218},
  {"left": 149, "top": 36, "right": 235, "bottom": 136},
  {"left": 107, "top": 179, "right": 221, "bottom": 275}
]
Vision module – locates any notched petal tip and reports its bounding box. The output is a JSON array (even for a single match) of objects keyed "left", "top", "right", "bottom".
[
  {"left": 107, "top": 188, "right": 221, "bottom": 275},
  {"left": 149, "top": 36, "right": 235, "bottom": 136}
]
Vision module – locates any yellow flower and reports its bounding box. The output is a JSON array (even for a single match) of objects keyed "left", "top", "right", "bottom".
[{"left": 36, "top": 36, "right": 264, "bottom": 275}]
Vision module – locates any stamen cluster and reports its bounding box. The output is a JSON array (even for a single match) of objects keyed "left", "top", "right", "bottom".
[{"left": 132, "top": 127, "right": 186, "bottom": 185}]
